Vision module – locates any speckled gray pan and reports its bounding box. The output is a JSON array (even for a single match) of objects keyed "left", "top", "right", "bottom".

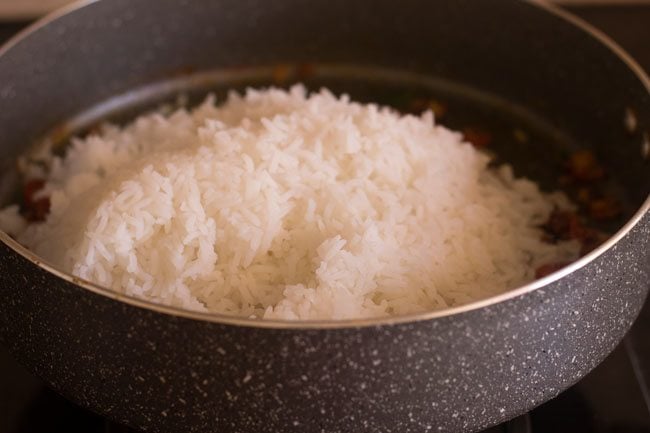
[{"left": 0, "top": 1, "right": 649, "bottom": 432}]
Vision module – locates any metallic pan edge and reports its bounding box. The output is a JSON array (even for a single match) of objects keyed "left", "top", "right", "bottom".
[{"left": 0, "top": 0, "right": 648, "bottom": 329}]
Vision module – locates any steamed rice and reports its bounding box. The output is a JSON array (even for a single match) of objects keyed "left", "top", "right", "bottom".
[{"left": 0, "top": 85, "right": 579, "bottom": 320}]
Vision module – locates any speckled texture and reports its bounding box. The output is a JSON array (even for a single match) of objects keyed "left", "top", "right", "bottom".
[
  {"left": 0, "top": 1, "right": 649, "bottom": 432},
  {"left": 0, "top": 214, "right": 647, "bottom": 433}
]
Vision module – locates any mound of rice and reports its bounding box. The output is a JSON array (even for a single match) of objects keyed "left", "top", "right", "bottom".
[{"left": 0, "top": 85, "right": 579, "bottom": 320}]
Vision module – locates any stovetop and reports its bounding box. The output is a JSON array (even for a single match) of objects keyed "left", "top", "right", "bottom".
[{"left": 0, "top": 5, "right": 649, "bottom": 433}]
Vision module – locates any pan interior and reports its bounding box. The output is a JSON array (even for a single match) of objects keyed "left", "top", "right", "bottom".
[
  {"left": 0, "top": 64, "right": 642, "bottom": 326},
  {"left": 11, "top": 64, "right": 634, "bottom": 234}
]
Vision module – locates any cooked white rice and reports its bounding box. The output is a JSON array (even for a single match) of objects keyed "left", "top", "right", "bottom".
[{"left": 0, "top": 85, "right": 579, "bottom": 320}]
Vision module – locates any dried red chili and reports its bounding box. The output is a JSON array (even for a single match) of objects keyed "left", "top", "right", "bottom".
[
  {"left": 272, "top": 64, "right": 292, "bottom": 84},
  {"left": 295, "top": 63, "right": 315, "bottom": 81},
  {"left": 535, "top": 262, "right": 570, "bottom": 279},
  {"left": 567, "top": 150, "right": 605, "bottom": 182},
  {"left": 462, "top": 127, "right": 492, "bottom": 148},
  {"left": 541, "top": 208, "right": 607, "bottom": 257},
  {"left": 22, "top": 178, "right": 50, "bottom": 222},
  {"left": 542, "top": 209, "right": 586, "bottom": 242}
]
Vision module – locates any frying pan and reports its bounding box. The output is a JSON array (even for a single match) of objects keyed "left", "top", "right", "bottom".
[{"left": 0, "top": 1, "right": 649, "bottom": 432}]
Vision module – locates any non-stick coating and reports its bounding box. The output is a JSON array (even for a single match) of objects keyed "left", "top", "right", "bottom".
[{"left": 0, "top": 1, "right": 648, "bottom": 432}]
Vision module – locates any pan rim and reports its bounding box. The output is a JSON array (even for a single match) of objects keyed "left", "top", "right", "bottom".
[{"left": 0, "top": 0, "right": 648, "bottom": 330}]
